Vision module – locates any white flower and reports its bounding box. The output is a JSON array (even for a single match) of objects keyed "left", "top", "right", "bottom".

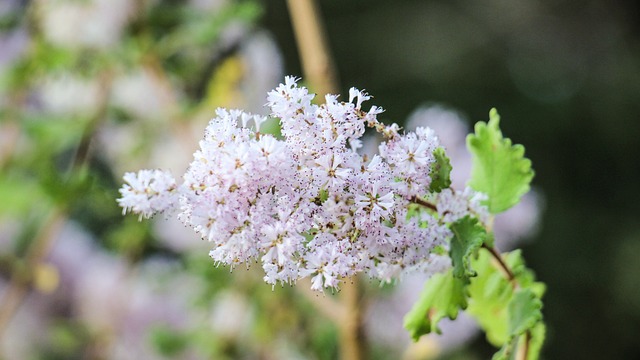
[
  {"left": 117, "top": 170, "right": 178, "bottom": 219},
  {"left": 118, "top": 77, "right": 489, "bottom": 291},
  {"left": 349, "top": 87, "right": 370, "bottom": 110},
  {"left": 354, "top": 181, "right": 395, "bottom": 227}
]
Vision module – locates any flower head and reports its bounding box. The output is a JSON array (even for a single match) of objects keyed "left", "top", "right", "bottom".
[{"left": 118, "top": 77, "right": 487, "bottom": 291}]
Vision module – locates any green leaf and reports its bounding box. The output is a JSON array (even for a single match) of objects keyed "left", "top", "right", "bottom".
[
  {"left": 449, "top": 216, "right": 486, "bottom": 281},
  {"left": 508, "top": 288, "right": 543, "bottom": 337},
  {"left": 403, "top": 270, "right": 467, "bottom": 340},
  {"left": 429, "top": 147, "right": 452, "bottom": 192},
  {"left": 506, "top": 250, "right": 546, "bottom": 299},
  {"left": 492, "top": 320, "right": 545, "bottom": 360},
  {"left": 467, "top": 249, "right": 545, "bottom": 347},
  {"left": 467, "top": 251, "right": 545, "bottom": 360},
  {"left": 492, "top": 336, "right": 518, "bottom": 360},
  {"left": 467, "top": 249, "right": 513, "bottom": 345},
  {"left": 466, "top": 108, "right": 534, "bottom": 213}
]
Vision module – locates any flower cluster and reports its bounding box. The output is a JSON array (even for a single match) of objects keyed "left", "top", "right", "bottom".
[{"left": 118, "top": 77, "right": 488, "bottom": 291}]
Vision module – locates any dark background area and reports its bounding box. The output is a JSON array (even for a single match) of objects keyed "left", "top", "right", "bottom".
[{"left": 263, "top": 1, "right": 640, "bottom": 358}]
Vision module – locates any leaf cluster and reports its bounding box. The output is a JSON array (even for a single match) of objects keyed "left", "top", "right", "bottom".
[{"left": 404, "top": 110, "right": 545, "bottom": 359}]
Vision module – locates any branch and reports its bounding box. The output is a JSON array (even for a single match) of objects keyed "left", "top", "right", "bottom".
[
  {"left": 286, "top": 0, "right": 339, "bottom": 97},
  {"left": 338, "top": 277, "right": 366, "bottom": 360},
  {"left": 409, "top": 196, "right": 437, "bottom": 212},
  {"left": 517, "top": 330, "right": 531, "bottom": 360},
  {"left": 481, "top": 243, "right": 516, "bottom": 286}
]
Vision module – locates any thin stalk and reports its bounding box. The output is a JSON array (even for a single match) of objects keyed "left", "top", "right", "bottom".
[
  {"left": 409, "top": 196, "right": 437, "bottom": 211},
  {"left": 517, "top": 330, "right": 531, "bottom": 360},
  {"left": 286, "top": 0, "right": 339, "bottom": 98},
  {"left": 338, "top": 277, "right": 365, "bottom": 360},
  {"left": 481, "top": 243, "right": 516, "bottom": 286}
]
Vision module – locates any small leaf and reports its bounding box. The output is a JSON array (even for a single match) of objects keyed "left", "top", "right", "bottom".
[
  {"left": 449, "top": 216, "right": 486, "bottom": 281},
  {"left": 506, "top": 250, "right": 546, "bottom": 298},
  {"left": 467, "top": 249, "right": 513, "bottom": 345},
  {"left": 467, "top": 249, "right": 546, "bottom": 348},
  {"left": 429, "top": 147, "right": 452, "bottom": 192},
  {"left": 492, "top": 337, "right": 517, "bottom": 360},
  {"left": 508, "top": 288, "right": 543, "bottom": 337},
  {"left": 403, "top": 270, "right": 467, "bottom": 340},
  {"left": 493, "top": 319, "right": 545, "bottom": 360},
  {"left": 466, "top": 108, "right": 534, "bottom": 213}
]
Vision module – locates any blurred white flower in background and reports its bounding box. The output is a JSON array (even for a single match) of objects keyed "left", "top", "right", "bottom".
[
  {"left": 111, "top": 69, "right": 176, "bottom": 122},
  {"left": 1, "top": 1, "right": 286, "bottom": 359},
  {"left": 50, "top": 224, "right": 181, "bottom": 358},
  {"left": 209, "top": 290, "right": 253, "bottom": 340},
  {"left": 38, "top": 75, "right": 102, "bottom": 115},
  {"left": 39, "top": 0, "right": 135, "bottom": 49}
]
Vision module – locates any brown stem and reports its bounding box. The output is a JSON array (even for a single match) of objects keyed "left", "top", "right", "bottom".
[
  {"left": 409, "top": 196, "right": 438, "bottom": 212},
  {"left": 483, "top": 241, "right": 535, "bottom": 359},
  {"left": 481, "top": 243, "right": 516, "bottom": 287},
  {"left": 517, "top": 330, "right": 531, "bottom": 360},
  {"left": 338, "top": 276, "right": 366, "bottom": 360},
  {"left": 286, "top": 0, "right": 339, "bottom": 97}
]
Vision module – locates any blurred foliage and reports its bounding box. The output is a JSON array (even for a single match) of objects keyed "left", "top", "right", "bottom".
[{"left": 0, "top": 0, "right": 347, "bottom": 359}]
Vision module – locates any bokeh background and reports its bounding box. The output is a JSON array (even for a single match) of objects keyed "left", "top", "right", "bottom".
[{"left": 1, "top": 0, "right": 639, "bottom": 359}]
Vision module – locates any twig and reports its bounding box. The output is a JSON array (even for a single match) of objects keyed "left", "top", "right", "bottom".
[
  {"left": 338, "top": 277, "right": 365, "bottom": 360},
  {"left": 409, "top": 196, "right": 517, "bottom": 286},
  {"left": 481, "top": 243, "right": 516, "bottom": 286},
  {"left": 409, "top": 196, "right": 438, "bottom": 212},
  {"left": 517, "top": 330, "right": 531, "bottom": 360},
  {"left": 286, "top": 0, "right": 339, "bottom": 97}
]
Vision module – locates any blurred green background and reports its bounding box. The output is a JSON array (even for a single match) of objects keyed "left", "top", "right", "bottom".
[{"left": 0, "top": 0, "right": 639, "bottom": 359}]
